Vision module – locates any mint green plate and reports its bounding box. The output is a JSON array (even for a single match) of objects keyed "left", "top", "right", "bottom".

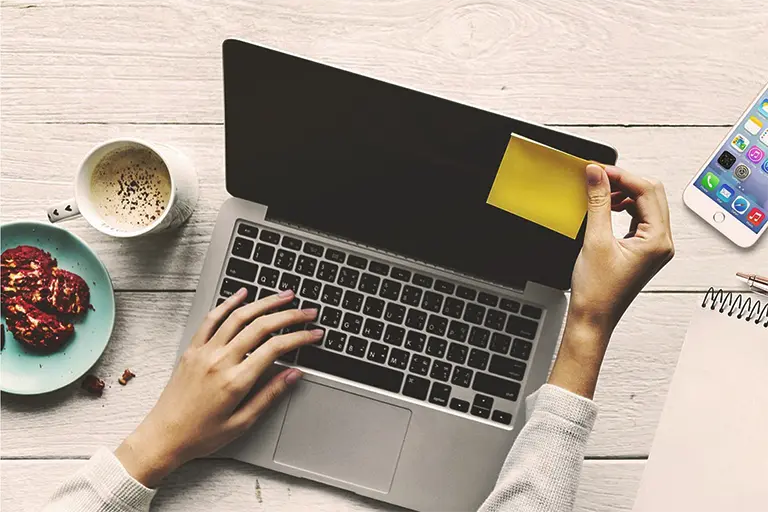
[{"left": 1, "top": 222, "right": 115, "bottom": 395}]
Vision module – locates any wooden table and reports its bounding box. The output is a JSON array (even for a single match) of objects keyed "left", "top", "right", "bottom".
[{"left": 2, "top": 1, "right": 766, "bottom": 510}]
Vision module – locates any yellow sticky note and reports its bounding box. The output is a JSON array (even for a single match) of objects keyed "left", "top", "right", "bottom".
[{"left": 487, "top": 134, "right": 589, "bottom": 239}]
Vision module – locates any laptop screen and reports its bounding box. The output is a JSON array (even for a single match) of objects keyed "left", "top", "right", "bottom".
[{"left": 223, "top": 40, "right": 617, "bottom": 290}]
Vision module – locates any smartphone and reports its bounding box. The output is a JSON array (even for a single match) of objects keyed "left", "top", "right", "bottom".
[{"left": 683, "top": 83, "right": 768, "bottom": 247}]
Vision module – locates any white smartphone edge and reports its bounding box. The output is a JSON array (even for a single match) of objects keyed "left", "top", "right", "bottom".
[{"left": 683, "top": 82, "right": 768, "bottom": 248}]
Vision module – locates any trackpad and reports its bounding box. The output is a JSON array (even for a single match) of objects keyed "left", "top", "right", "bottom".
[{"left": 274, "top": 382, "right": 411, "bottom": 493}]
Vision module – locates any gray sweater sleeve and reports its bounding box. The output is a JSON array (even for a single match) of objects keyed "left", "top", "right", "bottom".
[
  {"left": 43, "top": 385, "right": 595, "bottom": 512},
  {"left": 479, "top": 384, "right": 598, "bottom": 512}
]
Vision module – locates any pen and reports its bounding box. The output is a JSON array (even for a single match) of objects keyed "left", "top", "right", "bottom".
[{"left": 736, "top": 272, "right": 768, "bottom": 297}]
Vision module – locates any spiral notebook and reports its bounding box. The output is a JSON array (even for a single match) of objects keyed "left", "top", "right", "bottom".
[{"left": 633, "top": 290, "right": 768, "bottom": 512}]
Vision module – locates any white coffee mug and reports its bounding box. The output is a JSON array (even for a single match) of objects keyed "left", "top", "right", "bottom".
[{"left": 47, "top": 138, "right": 198, "bottom": 237}]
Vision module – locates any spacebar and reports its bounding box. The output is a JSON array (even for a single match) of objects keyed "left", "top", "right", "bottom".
[{"left": 296, "top": 346, "right": 404, "bottom": 393}]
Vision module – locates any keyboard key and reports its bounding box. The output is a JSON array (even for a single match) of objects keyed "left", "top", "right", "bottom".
[
  {"left": 442, "top": 297, "right": 464, "bottom": 319},
  {"left": 489, "top": 355, "right": 527, "bottom": 381},
  {"left": 403, "top": 375, "right": 430, "bottom": 400},
  {"left": 422, "top": 291, "right": 443, "bottom": 312},
  {"left": 232, "top": 237, "right": 254, "bottom": 258},
  {"left": 278, "top": 273, "right": 301, "bottom": 294},
  {"left": 429, "top": 383, "right": 451, "bottom": 406},
  {"left": 478, "top": 292, "right": 499, "bottom": 307},
  {"left": 317, "top": 261, "right": 339, "bottom": 283},
  {"left": 511, "top": 338, "right": 533, "bottom": 360},
  {"left": 346, "top": 336, "right": 367, "bottom": 357},
  {"left": 369, "top": 261, "right": 389, "bottom": 276},
  {"left": 341, "top": 312, "right": 363, "bottom": 335},
  {"left": 359, "top": 273, "right": 381, "bottom": 295},
  {"left": 447, "top": 320, "right": 469, "bottom": 342},
  {"left": 426, "top": 315, "right": 448, "bottom": 336},
  {"left": 451, "top": 366, "right": 473, "bottom": 387},
  {"left": 471, "top": 406, "right": 490, "bottom": 419},
  {"left": 300, "top": 279, "right": 321, "bottom": 300},
  {"left": 259, "top": 230, "right": 280, "bottom": 244},
  {"left": 485, "top": 309, "right": 507, "bottom": 331},
  {"left": 473, "top": 394, "right": 494, "bottom": 410},
  {"left": 301, "top": 301, "right": 321, "bottom": 321},
  {"left": 521, "top": 304, "right": 543, "bottom": 319},
  {"left": 383, "top": 325, "right": 405, "bottom": 346},
  {"left": 226, "top": 258, "right": 258, "bottom": 282},
  {"left": 297, "top": 345, "right": 403, "bottom": 393},
  {"left": 435, "top": 280, "right": 455, "bottom": 294},
  {"left": 449, "top": 398, "right": 470, "bottom": 412},
  {"left": 467, "top": 348, "right": 490, "bottom": 370},
  {"left": 446, "top": 343, "right": 468, "bottom": 364},
  {"left": 468, "top": 327, "right": 490, "bottom": 348},
  {"left": 473, "top": 372, "right": 521, "bottom": 401},
  {"left": 237, "top": 224, "right": 258, "bottom": 238},
  {"left": 304, "top": 243, "right": 324, "bottom": 257},
  {"left": 363, "top": 297, "right": 385, "bottom": 318},
  {"left": 405, "top": 331, "right": 426, "bottom": 352},
  {"left": 492, "top": 410, "right": 513, "bottom": 425},
  {"left": 338, "top": 268, "right": 359, "bottom": 289},
  {"left": 366, "top": 342, "right": 389, "bottom": 364},
  {"left": 257, "top": 267, "right": 279, "bottom": 288},
  {"left": 295, "top": 255, "right": 317, "bottom": 277},
  {"left": 430, "top": 360, "right": 452, "bottom": 382},
  {"left": 426, "top": 337, "right": 447, "bottom": 358},
  {"left": 387, "top": 347, "right": 410, "bottom": 370},
  {"left": 413, "top": 274, "right": 433, "bottom": 287},
  {"left": 363, "top": 319, "right": 384, "bottom": 340},
  {"left": 253, "top": 243, "right": 275, "bottom": 264},
  {"left": 325, "top": 330, "right": 347, "bottom": 352},
  {"left": 380, "top": 279, "right": 401, "bottom": 301},
  {"left": 400, "top": 285, "right": 423, "bottom": 307},
  {"left": 489, "top": 333, "right": 512, "bottom": 354},
  {"left": 341, "top": 290, "right": 364, "bottom": 312},
  {"left": 505, "top": 315, "right": 539, "bottom": 340},
  {"left": 500, "top": 298, "right": 521, "bottom": 313},
  {"left": 281, "top": 236, "right": 302, "bottom": 250},
  {"left": 384, "top": 303, "right": 406, "bottom": 324},
  {"left": 216, "top": 298, "right": 225, "bottom": 306},
  {"left": 220, "top": 278, "right": 257, "bottom": 302},
  {"left": 391, "top": 267, "right": 411, "bottom": 282},
  {"left": 278, "top": 349, "right": 298, "bottom": 363},
  {"left": 321, "top": 285, "right": 343, "bottom": 306},
  {"left": 463, "top": 303, "right": 486, "bottom": 325},
  {"left": 274, "top": 249, "right": 296, "bottom": 270},
  {"left": 348, "top": 255, "right": 368, "bottom": 269},
  {"left": 456, "top": 286, "right": 477, "bottom": 300},
  {"left": 326, "top": 248, "right": 346, "bottom": 263},
  {"left": 405, "top": 309, "right": 427, "bottom": 330},
  {"left": 259, "top": 288, "right": 277, "bottom": 299},
  {"left": 277, "top": 296, "right": 300, "bottom": 312},
  {"left": 320, "top": 307, "right": 342, "bottom": 328},
  {"left": 409, "top": 354, "right": 431, "bottom": 375}
]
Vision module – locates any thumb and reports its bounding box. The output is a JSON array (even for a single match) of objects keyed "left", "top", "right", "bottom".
[{"left": 584, "top": 164, "right": 612, "bottom": 241}]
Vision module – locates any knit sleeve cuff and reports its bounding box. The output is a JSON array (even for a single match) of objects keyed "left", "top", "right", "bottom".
[
  {"left": 83, "top": 448, "right": 157, "bottom": 511},
  {"left": 525, "top": 383, "right": 598, "bottom": 431}
]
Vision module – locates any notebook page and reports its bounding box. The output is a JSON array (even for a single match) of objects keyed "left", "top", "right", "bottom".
[{"left": 633, "top": 301, "right": 768, "bottom": 512}]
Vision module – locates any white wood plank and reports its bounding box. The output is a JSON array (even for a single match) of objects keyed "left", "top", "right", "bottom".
[
  {"left": 0, "top": 458, "right": 644, "bottom": 512},
  {"left": 0, "top": 291, "right": 696, "bottom": 458},
  {"left": 1, "top": 0, "right": 767, "bottom": 124},
  {"left": 1, "top": 123, "right": 763, "bottom": 291}
]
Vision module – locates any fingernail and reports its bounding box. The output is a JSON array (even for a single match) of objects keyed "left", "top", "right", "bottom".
[
  {"left": 278, "top": 289, "right": 294, "bottom": 298},
  {"left": 310, "top": 328, "right": 324, "bottom": 338},
  {"left": 285, "top": 369, "right": 302, "bottom": 385},
  {"left": 586, "top": 164, "right": 603, "bottom": 185},
  {"left": 302, "top": 308, "right": 318, "bottom": 317},
  {"left": 236, "top": 287, "right": 248, "bottom": 297}
]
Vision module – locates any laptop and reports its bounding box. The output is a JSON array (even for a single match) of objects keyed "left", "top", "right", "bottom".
[{"left": 178, "top": 38, "right": 618, "bottom": 511}]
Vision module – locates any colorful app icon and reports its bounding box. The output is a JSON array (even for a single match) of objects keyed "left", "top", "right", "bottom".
[
  {"left": 748, "top": 207, "right": 766, "bottom": 227},
  {"left": 716, "top": 183, "right": 734, "bottom": 202},
  {"left": 717, "top": 150, "right": 737, "bottom": 169},
  {"left": 760, "top": 99, "right": 768, "bottom": 118},
  {"left": 732, "top": 195, "right": 751, "bottom": 215},
  {"left": 745, "top": 116, "right": 763, "bottom": 135},
  {"left": 747, "top": 145, "right": 765, "bottom": 163},
  {"left": 763, "top": 159, "right": 768, "bottom": 174},
  {"left": 700, "top": 171, "right": 720, "bottom": 191},
  {"left": 731, "top": 133, "right": 749, "bottom": 152},
  {"left": 760, "top": 129, "right": 768, "bottom": 147},
  {"left": 734, "top": 164, "right": 751, "bottom": 181}
]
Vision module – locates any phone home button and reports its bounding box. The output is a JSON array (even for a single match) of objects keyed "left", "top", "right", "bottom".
[{"left": 713, "top": 212, "right": 726, "bottom": 223}]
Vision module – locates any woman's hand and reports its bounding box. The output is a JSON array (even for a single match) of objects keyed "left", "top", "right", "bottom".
[
  {"left": 115, "top": 289, "right": 322, "bottom": 487},
  {"left": 549, "top": 164, "right": 675, "bottom": 398}
]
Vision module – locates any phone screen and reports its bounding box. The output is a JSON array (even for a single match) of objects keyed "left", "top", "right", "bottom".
[{"left": 693, "top": 95, "right": 768, "bottom": 233}]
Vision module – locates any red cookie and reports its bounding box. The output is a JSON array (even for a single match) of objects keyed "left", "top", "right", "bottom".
[
  {"left": 46, "top": 267, "right": 91, "bottom": 316},
  {"left": 4, "top": 297, "right": 74, "bottom": 352},
  {"left": 1, "top": 246, "right": 56, "bottom": 311}
]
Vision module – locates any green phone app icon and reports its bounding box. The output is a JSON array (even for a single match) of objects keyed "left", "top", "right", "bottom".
[{"left": 700, "top": 171, "right": 720, "bottom": 191}]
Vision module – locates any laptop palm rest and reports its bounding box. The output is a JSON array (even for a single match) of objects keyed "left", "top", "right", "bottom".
[{"left": 273, "top": 381, "right": 411, "bottom": 493}]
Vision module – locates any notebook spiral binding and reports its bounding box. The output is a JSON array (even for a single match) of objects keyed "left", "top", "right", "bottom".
[{"left": 702, "top": 288, "right": 768, "bottom": 328}]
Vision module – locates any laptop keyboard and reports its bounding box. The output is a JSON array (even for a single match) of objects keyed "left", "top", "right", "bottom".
[{"left": 215, "top": 221, "right": 544, "bottom": 426}]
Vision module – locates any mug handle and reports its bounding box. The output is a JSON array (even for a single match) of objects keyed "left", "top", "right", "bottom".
[{"left": 47, "top": 198, "right": 81, "bottom": 223}]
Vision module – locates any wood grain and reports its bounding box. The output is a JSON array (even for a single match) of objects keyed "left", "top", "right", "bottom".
[
  {"left": 2, "top": 0, "right": 767, "bottom": 125},
  {"left": 0, "top": 458, "right": 644, "bottom": 512}
]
